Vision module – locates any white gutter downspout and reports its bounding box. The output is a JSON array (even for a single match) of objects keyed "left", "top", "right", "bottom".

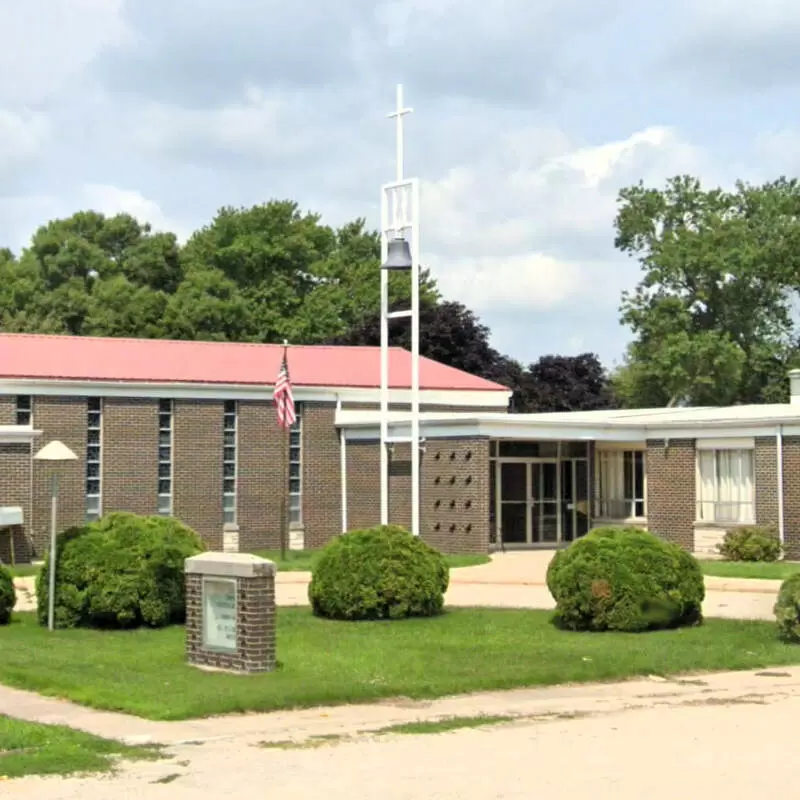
[
  {"left": 777, "top": 424, "right": 785, "bottom": 553},
  {"left": 338, "top": 398, "right": 348, "bottom": 534}
]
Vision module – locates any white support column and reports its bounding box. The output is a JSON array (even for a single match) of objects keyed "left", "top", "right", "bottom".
[
  {"left": 410, "top": 177, "right": 421, "bottom": 537},
  {"left": 379, "top": 197, "right": 390, "bottom": 526},
  {"left": 340, "top": 427, "right": 348, "bottom": 534}
]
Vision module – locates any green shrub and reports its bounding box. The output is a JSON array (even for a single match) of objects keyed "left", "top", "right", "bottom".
[
  {"left": 36, "top": 512, "right": 205, "bottom": 629},
  {"left": 308, "top": 524, "right": 449, "bottom": 621},
  {"left": 717, "top": 526, "right": 782, "bottom": 562},
  {"left": 774, "top": 573, "right": 800, "bottom": 642},
  {"left": 546, "top": 526, "right": 705, "bottom": 632},
  {"left": 0, "top": 564, "right": 15, "bottom": 625}
]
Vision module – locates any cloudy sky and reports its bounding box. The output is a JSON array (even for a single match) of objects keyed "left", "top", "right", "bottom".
[{"left": 2, "top": 1, "right": 800, "bottom": 367}]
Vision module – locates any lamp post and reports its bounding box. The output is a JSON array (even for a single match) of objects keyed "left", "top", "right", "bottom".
[
  {"left": 33, "top": 440, "right": 78, "bottom": 631},
  {"left": 379, "top": 84, "right": 421, "bottom": 536}
]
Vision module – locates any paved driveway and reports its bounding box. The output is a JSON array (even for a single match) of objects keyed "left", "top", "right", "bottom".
[{"left": 13, "top": 550, "right": 781, "bottom": 620}]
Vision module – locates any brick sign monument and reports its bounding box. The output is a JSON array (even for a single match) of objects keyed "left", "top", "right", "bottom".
[{"left": 185, "top": 552, "right": 277, "bottom": 674}]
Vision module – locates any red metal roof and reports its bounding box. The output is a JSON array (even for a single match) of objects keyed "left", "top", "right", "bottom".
[{"left": 0, "top": 333, "right": 508, "bottom": 392}]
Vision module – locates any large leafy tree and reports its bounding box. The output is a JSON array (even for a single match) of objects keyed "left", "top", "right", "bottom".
[
  {"left": 180, "top": 202, "right": 439, "bottom": 344},
  {"left": 614, "top": 175, "right": 800, "bottom": 407},
  {"left": 517, "top": 354, "right": 617, "bottom": 412}
]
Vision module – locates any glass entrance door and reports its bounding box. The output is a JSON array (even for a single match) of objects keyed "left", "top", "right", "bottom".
[
  {"left": 499, "top": 462, "right": 527, "bottom": 543},
  {"left": 531, "top": 461, "right": 559, "bottom": 543},
  {"left": 561, "top": 459, "right": 590, "bottom": 542}
]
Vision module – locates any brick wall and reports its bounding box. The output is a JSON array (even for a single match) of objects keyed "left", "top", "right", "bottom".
[
  {"left": 0, "top": 443, "right": 33, "bottom": 563},
  {"left": 31, "top": 397, "right": 87, "bottom": 556},
  {"left": 237, "top": 401, "right": 283, "bottom": 552},
  {"left": 102, "top": 398, "right": 159, "bottom": 516},
  {"left": 0, "top": 396, "right": 14, "bottom": 426},
  {"left": 421, "top": 438, "right": 490, "bottom": 554},
  {"left": 645, "top": 438, "right": 695, "bottom": 550},
  {"left": 782, "top": 437, "right": 800, "bottom": 559},
  {"left": 174, "top": 400, "right": 224, "bottom": 549},
  {"left": 755, "top": 437, "right": 779, "bottom": 529},
  {"left": 345, "top": 440, "right": 381, "bottom": 531},
  {"left": 302, "top": 403, "right": 342, "bottom": 549}
]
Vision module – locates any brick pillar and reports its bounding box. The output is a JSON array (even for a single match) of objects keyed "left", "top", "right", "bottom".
[
  {"left": 755, "top": 436, "right": 779, "bottom": 529},
  {"left": 0, "top": 443, "right": 33, "bottom": 563},
  {"left": 782, "top": 437, "right": 800, "bottom": 559},
  {"left": 645, "top": 439, "right": 695, "bottom": 550},
  {"left": 185, "top": 553, "right": 276, "bottom": 674},
  {"left": 102, "top": 398, "right": 159, "bottom": 516},
  {"left": 173, "top": 400, "right": 224, "bottom": 549},
  {"left": 421, "top": 438, "right": 490, "bottom": 554}
]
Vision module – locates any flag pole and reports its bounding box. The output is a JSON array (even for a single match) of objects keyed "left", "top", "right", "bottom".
[{"left": 281, "top": 339, "right": 289, "bottom": 562}]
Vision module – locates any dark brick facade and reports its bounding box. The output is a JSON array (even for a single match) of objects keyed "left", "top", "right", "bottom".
[
  {"left": 0, "top": 443, "right": 32, "bottom": 563},
  {"left": 422, "top": 438, "right": 491, "bottom": 554},
  {"left": 755, "top": 437, "right": 779, "bottom": 529},
  {"left": 173, "top": 400, "right": 224, "bottom": 550},
  {"left": 645, "top": 438, "right": 696, "bottom": 550},
  {"left": 31, "top": 397, "right": 87, "bottom": 557},
  {"left": 302, "top": 403, "right": 343, "bottom": 549},
  {"left": 102, "top": 398, "right": 159, "bottom": 516},
  {"left": 781, "top": 436, "right": 800, "bottom": 559},
  {"left": 236, "top": 400, "right": 283, "bottom": 552}
]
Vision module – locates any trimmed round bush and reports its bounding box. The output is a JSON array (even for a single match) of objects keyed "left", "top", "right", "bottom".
[
  {"left": 0, "top": 564, "right": 15, "bottom": 625},
  {"left": 308, "top": 524, "right": 449, "bottom": 621},
  {"left": 36, "top": 512, "right": 205, "bottom": 629},
  {"left": 774, "top": 573, "right": 800, "bottom": 642},
  {"left": 546, "top": 526, "right": 705, "bottom": 632},
  {"left": 717, "top": 526, "right": 782, "bottom": 562}
]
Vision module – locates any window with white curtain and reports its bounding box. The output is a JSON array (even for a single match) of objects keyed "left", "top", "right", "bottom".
[
  {"left": 696, "top": 448, "right": 754, "bottom": 524},
  {"left": 595, "top": 449, "right": 646, "bottom": 519}
]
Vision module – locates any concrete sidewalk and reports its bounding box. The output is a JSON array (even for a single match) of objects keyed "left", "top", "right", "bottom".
[{"left": 2, "top": 665, "right": 799, "bottom": 747}]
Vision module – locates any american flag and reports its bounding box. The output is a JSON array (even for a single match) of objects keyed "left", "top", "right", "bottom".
[{"left": 273, "top": 346, "right": 296, "bottom": 428}]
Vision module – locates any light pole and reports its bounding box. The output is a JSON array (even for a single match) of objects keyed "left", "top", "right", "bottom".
[
  {"left": 379, "top": 84, "right": 421, "bottom": 537},
  {"left": 33, "top": 440, "right": 78, "bottom": 631}
]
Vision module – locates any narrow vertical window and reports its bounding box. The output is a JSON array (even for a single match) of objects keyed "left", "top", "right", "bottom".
[
  {"left": 223, "top": 401, "right": 237, "bottom": 524},
  {"left": 158, "top": 399, "right": 173, "bottom": 516},
  {"left": 289, "top": 404, "right": 302, "bottom": 525},
  {"left": 86, "top": 397, "right": 102, "bottom": 521},
  {"left": 15, "top": 395, "right": 32, "bottom": 426}
]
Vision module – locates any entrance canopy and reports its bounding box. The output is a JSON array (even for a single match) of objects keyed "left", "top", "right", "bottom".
[{"left": 335, "top": 403, "right": 800, "bottom": 443}]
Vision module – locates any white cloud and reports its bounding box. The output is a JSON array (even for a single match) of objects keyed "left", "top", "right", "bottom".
[
  {"left": 81, "top": 185, "right": 191, "bottom": 242},
  {"left": 0, "top": 1, "right": 129, "bottom": 104},
  {"left": 420, "top": 125, "right": 709, "bottom": 312},
  {"left": 0, "top": 110, "right": 50, "bottom": 172}
]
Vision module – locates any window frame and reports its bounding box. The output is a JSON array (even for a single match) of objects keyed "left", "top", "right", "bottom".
[
  {"left": 85, "top": 397, "right": 103, "bottom": 522},
  {"left": 223, "top": 400, "right": 238, "bottom": 525},
  {"left": 15, "top": 395, "right": 32, "bottom": 426},
  {"left": 594, "top": 447, "right": 646, "bottom": 521},
  {"left": 289, "top": 403, "right": 303, "bottom": 526},
  {"left": 695, "top": 443, "right": 755, "bottom": 525},
  {"left": 157, "top": 399, "right": 174, "bottom": 516}
]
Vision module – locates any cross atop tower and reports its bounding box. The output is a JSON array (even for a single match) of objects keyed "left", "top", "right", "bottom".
[{"left": 387, "top": 83, "right": 413, "bottom": 182}]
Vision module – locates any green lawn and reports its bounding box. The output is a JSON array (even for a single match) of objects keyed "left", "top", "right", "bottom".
[
  {"left": 0, "top": 609, "right": 797, "bottom": 721},
  {"left": 3, "top": 552, "right": 489, "bottom": 579},
  {"left": 0, "top": 715, "right": 161, "bottom": 780},
  {"left": 3, "top": 563, "right": 41, "bottom": 579},
  {"left": 700, "top": 560, "right": 800, "bottom": 581}
]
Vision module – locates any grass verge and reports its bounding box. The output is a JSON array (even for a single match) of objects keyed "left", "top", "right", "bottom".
[
  {"left": 0, "top": 609, "right": 798, "bottom": 721},
  {"left": 3, "top": 564, "right": 41, "bottom": 579},
  {"left": 373, "top": 715, "right": 516, "bottom": 736},
  {"left": 700, "top": 560, "right": 800, "bottom": 581},
  {"left": 0, "top": 715, "right": 161, "bottom": 780}
]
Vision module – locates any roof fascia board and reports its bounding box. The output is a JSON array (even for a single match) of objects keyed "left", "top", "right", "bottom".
[{"left": 0, "top": 379, "right": 510, "bottom": 409}]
